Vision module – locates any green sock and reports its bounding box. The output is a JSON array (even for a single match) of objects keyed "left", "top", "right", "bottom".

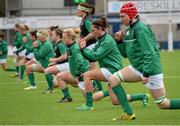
[
  {"left": 130, "top": 93, "right": 145, "bottom": 102},
  {"left": 6, "top": 67, "right": 16, "bottom": 72},
  {"left": 103, "top": 90, "right": 109, "bottom": 97},
  {"left": 95, "top": 80, "right": 103, "bottom": 91},
  {"left": 62, "top": 87, "right": 70, "bottom": 97},
  {"left": 16, "top": 66, "right": 19, "bottom": 73},
  {"left": 112, "top": 85, "right": 133, "bottom": 115},
  {"left": 170, "top": 99, "right": 180, "bottom": 109},
  {"left": 20, "top": 65, "right": 25, "bottom": 80},
  {"left": 86, "top": 92, "right": 93, "bottom": 107},
  {"left": 45, "top": 73, "right": 53, "bottom": 90},
  {"left": 28, "top": 73, "right": 35, "bottom": 86}
]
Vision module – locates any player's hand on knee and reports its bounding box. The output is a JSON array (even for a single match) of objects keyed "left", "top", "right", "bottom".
[{"left": 142, "top": 77, "right": 148, "bottom": 84}]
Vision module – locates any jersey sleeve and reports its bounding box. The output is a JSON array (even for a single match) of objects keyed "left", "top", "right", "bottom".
[
  {"left": 82, "top": 38, "right": 114, "bottom": 61},
  {"left": 58, "top": 43, "right": 67, "bottom": 55},
  {"left": 33, "top": 43, "right": 51, "bottom": 60},
  {"left": 85, "top": 19, "right": 92, "bottom": 33}
]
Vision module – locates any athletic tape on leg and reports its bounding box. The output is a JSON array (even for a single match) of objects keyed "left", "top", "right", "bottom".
[{"left": 113, "top": 71, "right": 124, "bottom": 82}]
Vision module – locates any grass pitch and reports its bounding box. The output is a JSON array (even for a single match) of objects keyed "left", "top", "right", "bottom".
[{"left": 0, "top": 51, "right": 180, "bottom": 125}]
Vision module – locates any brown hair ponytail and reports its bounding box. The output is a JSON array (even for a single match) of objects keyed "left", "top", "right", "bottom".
[
  {"left": 92, "top": 16, "right": 109, "bottom": 30},
  {"left": 54, "top": 28, "right": 63, "bottom": 38}
]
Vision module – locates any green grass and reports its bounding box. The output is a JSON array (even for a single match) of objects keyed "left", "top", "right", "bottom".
[{"left": 0, "top": 51, "right": 180, "bottom": 125}]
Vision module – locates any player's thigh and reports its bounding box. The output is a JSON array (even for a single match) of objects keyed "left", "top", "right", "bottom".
[
  {"left": 83, "top": 69, "right": 107, "bottom": 82},
  {"left": 150, "top": 88, "right": 166, "bottom": 100},
  {"left": 25, "top": 59, "right": 36, "bottom": 66},
  {"left": 118, "top": 66, "right": 142, "bottom": 82},
  {"left": 44, "top": 65, "right": 59, "bottom": 74},
  {"left": 57, "top": 71, "right": 77, "bottom": 86},
  {"left": 36, "top": 64, "right": 44, "bottom": 73}
]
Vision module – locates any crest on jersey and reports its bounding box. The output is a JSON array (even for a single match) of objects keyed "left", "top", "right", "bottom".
[{"left": 126, "top": 31, "right": 130, "bottom": 36}]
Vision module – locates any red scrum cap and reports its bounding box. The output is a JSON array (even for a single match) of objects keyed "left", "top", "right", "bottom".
[{"left": 120, "top": 2, "right": 138, "bottom": 20}]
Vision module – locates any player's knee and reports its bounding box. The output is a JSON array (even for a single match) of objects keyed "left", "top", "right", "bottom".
[
  {"left": 31, "top": 64, "right": 39, "bottom": 72},
  {"left": 25, "top": 62, "right": 30, "bottom": 67},
  {"left": 158, "top": 104, "right": 167, "bottom": 109},
  {"left": 56, "top": 73, "right": 65, "bottom": 82},
  {"left": 56, "top": 73, "right": 61, "bottom": 80},
  {"left": 110, "top": 71, "right": 124, "bottom": 87},
  {"left": 109, "top": 75, "right": 121, "bottom": 87},
  {"left": 44, "top": 68, "right": 49, "bottom": 74},
  {"left": 25, "top": 63, "right": 28, "bottom": 67},
  {"left": 26, "top": 66, "right": 32, "bottom": 73},
  {"left": 112, "top": 99, "right": 119, "bottom": 105},
  {"left": 83, "top": 72, "right": 90, "bottom": 80},
  {"left": 154, "top": 96, "right": 169, "bottom": 109}
]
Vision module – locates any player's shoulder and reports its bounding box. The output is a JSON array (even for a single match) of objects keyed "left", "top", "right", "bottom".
[{"left": 134, "top": 21, "right": 150, "bottom": 33}]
